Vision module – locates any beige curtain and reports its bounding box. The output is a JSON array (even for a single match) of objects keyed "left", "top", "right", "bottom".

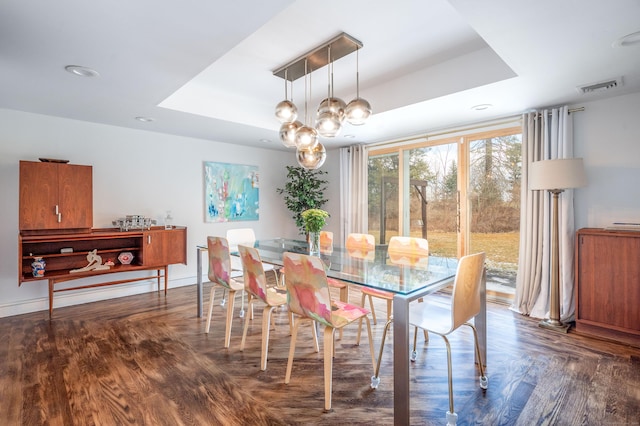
[
  {"left": 339, "top": 145, "right": 368, "bottom": 243},
  {"left": 512, "top": 106, "right": 577, "bottom": 321}
]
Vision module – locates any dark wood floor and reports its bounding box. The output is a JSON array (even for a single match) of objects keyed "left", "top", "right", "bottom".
[{"left": 2, "top": 281, "right": 639, "bottom": 426}]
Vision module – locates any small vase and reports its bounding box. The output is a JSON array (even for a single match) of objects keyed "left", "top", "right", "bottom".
[
  {"left": 308, "top": 231, "right": 320, "bottom": 256},
  {"left": 31, "top": 257, "right": 46, "bottom": 277}
]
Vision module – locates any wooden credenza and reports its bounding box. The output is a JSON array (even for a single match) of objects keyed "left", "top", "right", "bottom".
[
  {"left": 575, "top": 228, "right": 640, "bottom": 347},
  {"left": 19, "top": 226, "right": 187, "bottom": 316}
]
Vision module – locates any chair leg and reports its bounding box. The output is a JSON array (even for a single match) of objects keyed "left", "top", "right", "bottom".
[
  {"left": 285, "top": 318, "right": 304, "bottom": 383},
  {"left": 260, "top": 305, "right": 276, "bottom": 371},
  {"left": 311, "top": 320, "right": 319, "bottom": 353},
  {"left": 371, "top": 318, "right": 393, "bottom": 388},
  {"left": 240, "top": 295, "right": 254, "bottom": 351},
  {"left": 441, "top": 334, "right": 457, "bottom": 425},
  {"left": 339, "top": 285, "right": 349, "bottom": 303},
  {"left": 367, "top": 294, "right": 377, "bottom": 325},
  {"left": 287, "top": 310, "right": 294, "bottom": 335},
  {"left": 386, "top": 299, "right": 392, "bottom": 321},
  {"left": 411, "top": 326, "right": 419, "bottom": 362},
  {"left": 205, "top": 285, "right": 216, "bottom": 334},
  {"left": 323, "top": 326, "right": 336, "bottom": 412},
  {"left": 363, "top": 316, "right": 375, "bottom": 371},
  {"left": 223, "top": 289, "right": 236, "bottom": 348},
  {"left": 467, "top": 323, "right": 488, "bottom": 389}
]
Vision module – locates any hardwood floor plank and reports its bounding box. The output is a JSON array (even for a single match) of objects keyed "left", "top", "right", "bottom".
[{"left": 1, "top": 281, "right": 640, "bottom": 425}]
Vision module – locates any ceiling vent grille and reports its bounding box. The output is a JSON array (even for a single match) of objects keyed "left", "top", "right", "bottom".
[{"left": 576, "top": 77, "right": 623, "bottom": 94}]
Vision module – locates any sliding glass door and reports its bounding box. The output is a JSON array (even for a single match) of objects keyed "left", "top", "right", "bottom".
[
  {"left": 368, "top": 125, "right": 522, "bottom": 299},
  {"left": 368, "top": 152, "right": 399, "bottom": 244}
]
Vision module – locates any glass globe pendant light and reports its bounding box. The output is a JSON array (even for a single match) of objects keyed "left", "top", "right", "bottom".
[
  {"left": 279, "top": 120, "right": 302, "bottom": 148},
  {"left": 297, "top": 142, "right": 326, "bottom": 170},
  {"left": 295, "top": 59, "right": 319, "bottom": 150},
  {"left": 345, "top": 45, "right": 372, "bottom": 125},
  {"left": 275, "top": 70, "right": 298, "bottom": 123}
]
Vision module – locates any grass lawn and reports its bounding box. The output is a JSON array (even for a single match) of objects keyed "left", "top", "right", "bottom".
[{"left": 373, "top": 230, "right": 520, "bottom": 273}]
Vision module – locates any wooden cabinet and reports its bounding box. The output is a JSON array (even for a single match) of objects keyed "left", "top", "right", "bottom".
[
  {"left": 19, "top": 160, "right": 93, "bottom": 231},
  {"left": 19, "top": 226, "right": 187, "bottom": 316},
  {"left": 575, "top": 228, "right": 640, "bottom": 347},
  {"left": 142, "top": 228, "right": 187, "bottom": 267}
]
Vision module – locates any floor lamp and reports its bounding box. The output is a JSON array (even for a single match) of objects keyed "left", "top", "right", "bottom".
[{"left": 530, "top": 158, "right": 586, "bottom": 333}]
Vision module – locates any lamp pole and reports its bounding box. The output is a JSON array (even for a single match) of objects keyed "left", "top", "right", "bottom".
[{"left": 539, "top": 189, "right": 569, "bottom": 332}]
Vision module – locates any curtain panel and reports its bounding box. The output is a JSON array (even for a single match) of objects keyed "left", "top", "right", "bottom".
[
  {"left": 339, "top": 145, "right": 368, "bottom": 244},
  {"left": 512, "top": 106, "right": 577, "bottom": 322}
]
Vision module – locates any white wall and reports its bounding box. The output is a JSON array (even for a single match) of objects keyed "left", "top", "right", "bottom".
[
  {"left": 0, "top": 109, "right": 342, "bottom": 317},
  {"left": 2, "top": 91, "right": 638, "bottom": 317},
  {"left": 573, "top": 91, "right": 640, "bottom": 228}
]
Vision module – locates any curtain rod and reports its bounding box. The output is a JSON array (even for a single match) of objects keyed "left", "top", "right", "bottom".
[
  {"left": 547, "top": 106, "right": 584, "bottom": 115},
  {"left": 369, "top": 106, "right": 585, "bottom": 149}
]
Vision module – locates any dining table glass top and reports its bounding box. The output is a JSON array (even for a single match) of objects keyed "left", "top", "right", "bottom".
[{"left": 250, "top": 238, "right": 458, "bottom": 296}]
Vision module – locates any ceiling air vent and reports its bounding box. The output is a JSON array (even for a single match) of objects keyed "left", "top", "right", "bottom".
[{"left": 576, "top": 77, "right": 623, "bottom": 94}]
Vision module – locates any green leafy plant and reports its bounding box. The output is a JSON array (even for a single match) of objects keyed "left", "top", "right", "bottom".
[
  {"left": 276, "top": 166, "right": 328, "bottom": 235},
  {"left": 301, "top": 209, "right": 329, "bottom": 233}
]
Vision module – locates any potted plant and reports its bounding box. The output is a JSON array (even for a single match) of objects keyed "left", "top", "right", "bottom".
[
  {"left": 301, "top": 208, "right": 329, "bottom": 254},
  {"left": 276, "top": 165, "right": 328, "bottom": 236}
]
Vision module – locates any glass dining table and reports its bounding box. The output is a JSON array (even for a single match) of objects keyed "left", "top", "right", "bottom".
[{"left": 195, "top": 238, "right": 486, "bottom": 426}]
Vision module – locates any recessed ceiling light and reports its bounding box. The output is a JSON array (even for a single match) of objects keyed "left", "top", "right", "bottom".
[
  {"left": 135, "top": 116, "right": 154, "bottom": 122},
  {"left": 259, "top": 138, "right": 272, "bottom": 144},
  {"left": 613, "top": 30, "right": 640, "bottom": 48},
  {"left": 343, "top": 134, "right": 356, "bottom": 139},
  {"left": 471, "top": 104, "right": 492, "bottom": 111},
  {"left": 64, "top": 65, "right": 100, "bottom": 77}
]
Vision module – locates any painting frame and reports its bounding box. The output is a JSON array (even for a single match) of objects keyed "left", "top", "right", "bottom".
[{"left": 204, "top": 161, "right": 259, "bottom": 223}]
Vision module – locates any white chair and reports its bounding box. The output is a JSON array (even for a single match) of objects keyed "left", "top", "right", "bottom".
[
  {"left": 226, "top": 228, "right": 279, "bottom": 280},
  {"left": 226, "top": 228, "right": 279, "bottom": 317},
  {"left": 409, "top": 252, "right": 488, "bottom": 426}
]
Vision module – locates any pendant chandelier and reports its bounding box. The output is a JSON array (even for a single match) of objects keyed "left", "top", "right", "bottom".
[{"left": 273, "top": 32, "right": 372, "bottom": 169}]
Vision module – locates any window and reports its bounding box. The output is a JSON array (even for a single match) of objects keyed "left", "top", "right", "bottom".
[{"left": 368, "top": 125, "right": 522, "bottom": 300}]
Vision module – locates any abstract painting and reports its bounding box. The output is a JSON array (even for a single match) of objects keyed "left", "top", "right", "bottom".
[{"left": 204, "top": 162, "right": 259, "bottom": 222}]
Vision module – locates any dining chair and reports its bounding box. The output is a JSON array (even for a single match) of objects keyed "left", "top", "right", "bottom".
[
  {"left": 227, "top": 228, "right": 279, "bottom": 280},
  {"left": 282, "top": 252, "right": 376, "bottom": 411},
  {"left": 319, "top": 230, "right": 334, "bottom": 254},
  {"left": 205, "top": 236, "right": 245, "bottom": 348},
  {"left": 278, "top": 231, "right": 349, "bottom": 303},
  {"left": 226, "top": 228, "right": 280, "bottom": 317},
  {"left": 350, "top": 234, "right": 429, "bottom": 326},
  {"left": 410, "top": 252, "right": 488, "bottom": 425},
  {"left": 369, "top": 235, "right": 430, "bottom": 389},
  {"left": 238, "top": 245, "right": 292, "bottom": 371}
]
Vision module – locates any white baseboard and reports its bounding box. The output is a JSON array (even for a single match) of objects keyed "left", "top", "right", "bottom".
[{"left": 0, "top": 276, "right": 198, "bottom": 318}]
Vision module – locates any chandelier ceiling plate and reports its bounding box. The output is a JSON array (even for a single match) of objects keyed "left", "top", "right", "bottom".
[{"left": 273, "top": 32, "right": 363, "bottom": 81}]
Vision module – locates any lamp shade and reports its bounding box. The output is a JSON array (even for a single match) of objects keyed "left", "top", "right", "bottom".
[{"left": 529, "top": 158, "right": 586, "bottom": 191}]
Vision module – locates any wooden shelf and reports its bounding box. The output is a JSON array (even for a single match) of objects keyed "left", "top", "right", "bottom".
[{"left": 18, "top": 226, "right": 187, "bottom": 316}]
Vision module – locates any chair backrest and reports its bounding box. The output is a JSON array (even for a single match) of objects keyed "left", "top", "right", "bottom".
[
  {"left": 207, "top": 236, "right": 234, "bottom": 288},
  {"left": 450, "top": 252, "right": 486, "bottom": 330},
  {"left": 345, "top": 233, "right": 375, "bottom": 260},
  {"left": 319, "top": 230, "right": 334, "bottom": 254},
  {"left": 388, "top": 236, "right": 429, "bottom": 267},
  {"left": 238, "top": 244, "right": 268, "bottom": 302},
  {"left": 283, "top": 252, "right": 333, "bottom": 327},
  {"left": 226, "top": 228, "right": 256, "bottom": 252}
]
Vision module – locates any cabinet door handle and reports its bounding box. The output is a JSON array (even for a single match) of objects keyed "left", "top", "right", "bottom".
[
  {"left": 148, "top": 235, "right": 151, "bottom": 244},
  {"left": 58, "top": 213, "right": 62, "bottom": 223},
  {"left": 55, "top": 205, "right": 59, "bottom": 215}
]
